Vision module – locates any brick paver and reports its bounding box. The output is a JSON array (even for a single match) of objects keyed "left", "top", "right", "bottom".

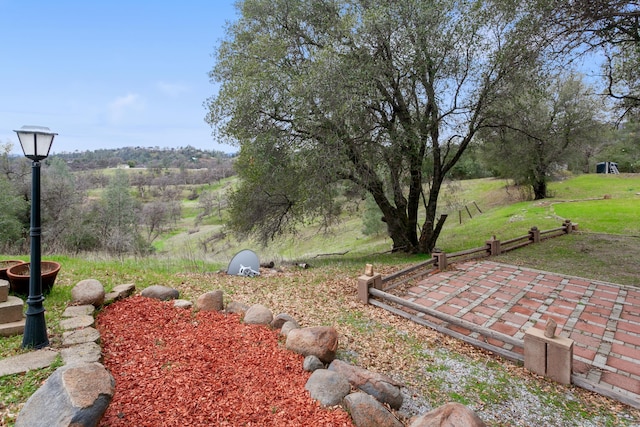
[{"left": 396, "top": 260, "right": 640, "bottom": 408}]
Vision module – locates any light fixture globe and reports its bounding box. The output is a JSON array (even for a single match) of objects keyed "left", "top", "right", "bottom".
[{"left": 13, "top": 125, "right": 57, "bottom": 161}]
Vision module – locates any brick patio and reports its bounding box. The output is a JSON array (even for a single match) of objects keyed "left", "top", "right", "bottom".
[{"left": 398, "top": 260, "right": 640, "bottom": 408}]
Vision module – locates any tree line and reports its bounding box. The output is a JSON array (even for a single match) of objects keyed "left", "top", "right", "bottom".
[
  {"left": 53, "top": 145, "right": 235, "bottom": 171},
  {"left": 0, "top": 144, "right": 235, "bottom": 255}
]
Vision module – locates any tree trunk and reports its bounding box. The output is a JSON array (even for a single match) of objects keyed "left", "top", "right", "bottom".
[
  {"left": 418, "top": 214, "right": 448, "bottom": 253},
  {"left": 384, "top": 213, "right": 418, "bottom": 253},
  {"left": 533, "top": 179, "right": 547, "bottom": 200},
  {"left": 583, "top": 152, "right": 591, "bottom": 174}
]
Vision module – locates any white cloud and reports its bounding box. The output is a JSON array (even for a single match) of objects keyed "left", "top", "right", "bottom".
[
  {"left": 107, "top": 93, "right": 144, "bottom": 124},
  {"left": 156, "top": 81, "right": 189, "bottom": 97}
]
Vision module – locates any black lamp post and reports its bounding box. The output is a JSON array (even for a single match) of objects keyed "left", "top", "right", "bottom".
[{"left": 13, "top": 125, "right": 57, "bottom": 349}]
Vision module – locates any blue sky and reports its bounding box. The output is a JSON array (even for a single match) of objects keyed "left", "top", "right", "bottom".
[{"left": 0, "top": 1, "right": 238, "bottom": 155}]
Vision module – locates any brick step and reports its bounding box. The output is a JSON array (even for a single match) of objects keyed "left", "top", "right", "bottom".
[
  {"left": 0, "top": 318, "right": 25, "bottom": 337},
  {"left": 0, "top": 296, "right": 25, "bottom": 324}
]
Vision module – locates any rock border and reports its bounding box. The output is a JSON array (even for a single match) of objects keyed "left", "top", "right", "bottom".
[{"left": 16, "top": 280, "right": 487, "bottom": 427}]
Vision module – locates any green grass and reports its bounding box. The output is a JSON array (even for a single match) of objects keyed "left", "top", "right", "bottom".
[
  {"left": 180, "top": 202, "right": 201, "bottom": 219},
  {"left": 496, "top": 233, "right": 640, "bottom": 286},
  {"left": 438, "top": 200, "right": 562, "bottom": 252},
  {"left": 550, "top": 174, "right": 640, "bottom": 199},
  {"left": 79, "top": 173, "right": 640, "bottom": 268},
  {"left": 552, "top": 200, "right": 639, "bottom": 234}
]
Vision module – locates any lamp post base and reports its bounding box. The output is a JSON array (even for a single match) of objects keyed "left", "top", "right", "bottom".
[{"left": 22, "top": 310, "right": 49, "bottom": 349}]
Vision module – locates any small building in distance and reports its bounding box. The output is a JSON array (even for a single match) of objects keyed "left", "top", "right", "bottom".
[{"left": 596, "top": 161, "right": 619, "bottom": 174}]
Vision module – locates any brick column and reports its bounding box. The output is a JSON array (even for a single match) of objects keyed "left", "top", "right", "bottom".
[
  {"left": 432, "top": 251, "right": 447, "bottom": 270},
  {"left": 357, "top": 269, "right": 382, "bottom": 304},
  {"left": 524, "top": 327, "right": 574, "bottom": 385}
]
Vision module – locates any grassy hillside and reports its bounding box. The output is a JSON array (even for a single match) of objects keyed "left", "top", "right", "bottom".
[{"left": 151, "top": 173, "right": 640, "bottom": 272}]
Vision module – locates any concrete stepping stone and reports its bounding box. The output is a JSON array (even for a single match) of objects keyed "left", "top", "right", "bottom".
[
  {"left": 62, "top": 305, "right": 95, "bottom": 317},
  {"left": 60, "top": 315, "right": 95, "bottom": 331},
  {"left": 61, "top": 342, "right": 102, "bottom": 365},
  {"left": 0, "top": 348, "right": 60, "bottom": 377},
  {"left": 62, "top": 327, "right": 100, "bottom": 346},
  {"left": 0, "top": 296, "right": 25, "bottom": 323},
  {"left": 0, "top": 279, "right": 8, "bottom": 302},
  {"left": 0, "top": 319, "right": 26, "bottom": 337}
]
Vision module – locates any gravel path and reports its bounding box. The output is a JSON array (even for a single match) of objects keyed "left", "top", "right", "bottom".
[{"left": 396, "top": 346, "right": 640, "bottom": 427}]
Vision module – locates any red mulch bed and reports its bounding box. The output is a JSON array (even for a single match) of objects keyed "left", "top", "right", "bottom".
[{"left": 96, "top": 296, "right": 354, "bottom": 426}]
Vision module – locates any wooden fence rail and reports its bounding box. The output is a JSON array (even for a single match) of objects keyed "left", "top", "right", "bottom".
[{"left": 380, "top": 220, "right": 576, "bottom": 292}]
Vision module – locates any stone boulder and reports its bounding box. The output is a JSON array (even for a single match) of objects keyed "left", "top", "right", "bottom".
[
  {"left": 280, "top": 320, "right": 299, "bottom": 337},
  {"left": 285, "top": 326, "right": 338, "bottom": 363},
  {"left": 271, "top": 313, "right": 296, "bottom": 329},
  {"left": 344, "top": 392, "right": 403, "bottom": 427},
  {"left": 196, "top": 290, "right": 224, "bottom": 312},
  {"left": 225, "top": 301, "right": 250, "bottom": 315},
  {"left": 71, "top": 279, "right": 105, "bottom": 307},
  {"left": 329, "top": 359, "right": 404, "bottom": 410},
  {"left": 141, "top": 285, "right": 179, "bottom": 301},
  {"left": 173, "top": 299, "right": 193, "bottom": 309},
  {"left": 408, "top": 402, "right": 486, "bottom": 427},
  {"left": 243, "top": 304, "right": 273, "bottom": 325},
  {"left": 303, "top": 355, "right": 324, "bottom": 372},
  {"left": 104, "top": 283, "right": 135, "bottom": 303},
  {"left": 15, "top": 362, "right": 114, "bottom": 427},
  {"left": 304, "top": 369, "right": 351, "bottom": 407}
]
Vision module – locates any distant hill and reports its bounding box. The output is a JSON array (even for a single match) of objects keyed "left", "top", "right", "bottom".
[{"left": 52, "top": 146, "right": 237, "bottom": 171}]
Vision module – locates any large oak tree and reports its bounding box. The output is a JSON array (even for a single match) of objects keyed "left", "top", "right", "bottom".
[{"left": 206, "top": 0, "right": 547, "bottom": 253}]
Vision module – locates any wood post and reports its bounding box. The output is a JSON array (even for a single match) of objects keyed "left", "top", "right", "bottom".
[
  {"left": 529, "top": 226, "right": 540, "bottom": 243},
  {"left": 486, "top": 235, "right": 501, "bottom": 256},
  {"left": 357, "top": 265, "right": 382, "bottom": 304}
]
